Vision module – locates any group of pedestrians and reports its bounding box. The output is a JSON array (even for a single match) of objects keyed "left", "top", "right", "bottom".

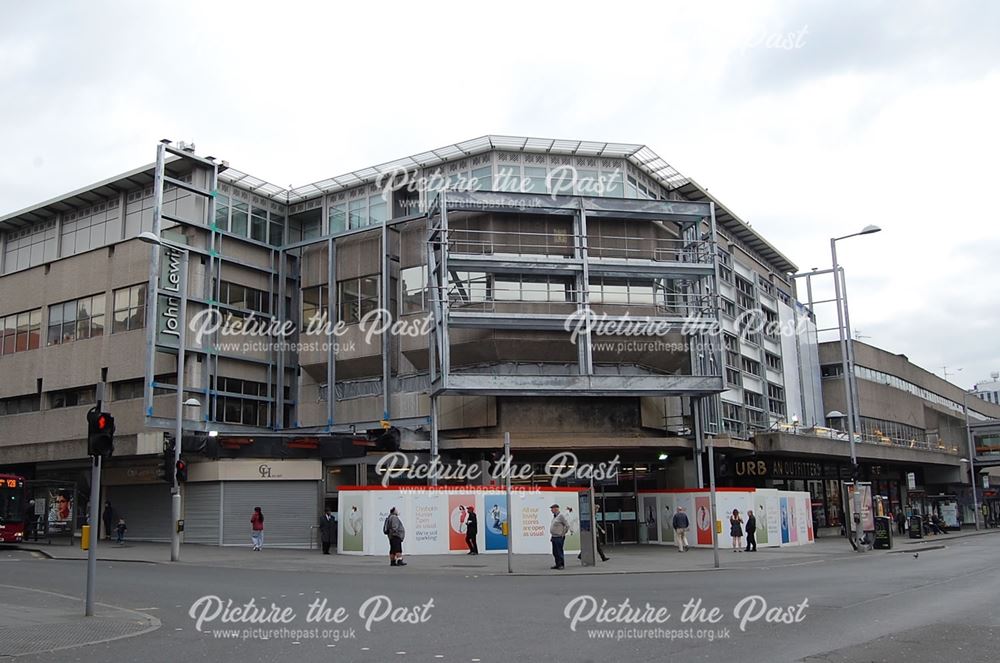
[
  {"left": 728, "top": 509, "right": 757, "bottom": 552},
  {"left": 668, "top": 506, "right": 757, "bottom": 553}
]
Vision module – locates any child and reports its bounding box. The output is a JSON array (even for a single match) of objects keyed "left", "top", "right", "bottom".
[{"left": 116, "top": 518, "right": 127, "bottom": 544}]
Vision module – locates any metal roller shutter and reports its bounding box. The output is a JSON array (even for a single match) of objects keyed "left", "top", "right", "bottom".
[
  {"left": 222, "top": 481, "right": 318, "bottom": 548},
  {"left": 105, "top": 484, "right": 172, "bottom": 542},
  {"left": 183, "top": 483, "right": 221, "bottom": 545}
]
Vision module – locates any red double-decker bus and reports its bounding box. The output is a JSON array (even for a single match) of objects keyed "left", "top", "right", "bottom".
[{"left": 0, "top": 474, "right": 27, "bottom": 543}]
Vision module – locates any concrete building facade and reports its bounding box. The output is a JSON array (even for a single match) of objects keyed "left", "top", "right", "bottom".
[{"left": 0, "top": 136, "right": 834, "bottom": 545}]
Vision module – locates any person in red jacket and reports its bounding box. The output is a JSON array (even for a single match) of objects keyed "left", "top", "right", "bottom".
[{"left": 250, "top": 507, "right": 264, "bottom": 551}]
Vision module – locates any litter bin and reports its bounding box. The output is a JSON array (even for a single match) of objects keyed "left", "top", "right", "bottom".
[
  {"left": 873, "top": 516, "right": 892, "bottom": 549},
  {"left": 908, "top": 515, "right": 923, "bottom": 539}
]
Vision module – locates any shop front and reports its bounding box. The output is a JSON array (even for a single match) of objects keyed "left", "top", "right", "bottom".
[
  {"left": 718, "top": 455, "right": 911, "bottom": 532},
  {"left": 185, "top": 458, "right": 323, "bottom": 548},
  {"left": 103, "top": 461, "right": 172, "bottom": 541}
]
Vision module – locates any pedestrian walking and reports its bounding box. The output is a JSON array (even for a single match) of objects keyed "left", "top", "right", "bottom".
[
  {"left": 384, "top": 507, "right": 407, "bottom": 566},
  {"left": 895, "top": 509, "right": 906, "bottom": 535},
  {"left": 730, "top": 509, "right": 744, "bottom": 552},
  {"left": 549, "top": 504, "right": 569, "bottom": 570},
  {"left": 745, "top": 510, "right": 757, "bottom": 552},
  {"left": 320, "top": 508, "right": 335, "bottom": 554},
  {"left": 115, "top": 517, "right": 127, "bottom": 544},
  {"left": 672, "top": 506, "right": 690, "bottom": 552},
  {"left": 23, "top": 500, "right": 37, "bottom": 541},
  {"left": 250, "top": 507, "right": 264, "bottom": 551},
  {"left": 465, "top": 505, "right": 479, "bottom": 555},
  {"left": 102, "top": 501, "right": 114, "bottom": 540}
]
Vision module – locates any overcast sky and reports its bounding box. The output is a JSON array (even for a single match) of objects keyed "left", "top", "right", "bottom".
[{"left": 2, "top": 1, "right": 997, "bottom": 389}]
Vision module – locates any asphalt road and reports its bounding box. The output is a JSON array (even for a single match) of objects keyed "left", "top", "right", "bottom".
[{"left": 1, "top": 536, "right": 997, "bottom": 663}]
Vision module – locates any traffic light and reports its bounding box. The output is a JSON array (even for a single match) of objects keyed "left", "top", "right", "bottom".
[
  {"left": 162, "top": 437, "right": 176, "bottom": 484},
  {"left": 175, "top": 459, "right": 188, "bottom": 483},
  {"left": 87, "top": 408, "right": 115, "bottom": 457}
]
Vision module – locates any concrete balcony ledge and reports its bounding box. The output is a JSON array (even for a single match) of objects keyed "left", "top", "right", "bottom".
[{"left": 753, "top": 431, "right": 961, "bottom": 467}]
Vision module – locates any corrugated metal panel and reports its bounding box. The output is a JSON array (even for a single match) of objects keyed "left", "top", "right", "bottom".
[
  {"left": 105, "top": 484, "right": 172, "bottom": 542},
  {"left": 183, "top": 483, "right": 221, "bottom": 545},
  {"left": 222, "top": 481, "right": 318, "bottom": 548}
]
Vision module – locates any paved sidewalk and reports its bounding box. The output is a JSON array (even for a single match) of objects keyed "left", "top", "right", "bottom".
[
  {"left": 0, "top": 582, "right": 160, "bottom": 657},
  {"left": 14, "top": 527, "right": 997, "bottom": 576}
]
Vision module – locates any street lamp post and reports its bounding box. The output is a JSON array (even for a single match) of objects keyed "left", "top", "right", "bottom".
[
  {"left": 963, "top": 390, "right": 981, "bottom": 530},
  {"left": 830, "top": 225, "right": 881, "bottom": 550},
  {"left": 138, "top": 231, "right": 197, "bottom": 561}
]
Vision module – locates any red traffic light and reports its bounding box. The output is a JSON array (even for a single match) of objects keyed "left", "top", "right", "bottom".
[{"left": 97, "top": 415, "right": 108, "bottom": 430}]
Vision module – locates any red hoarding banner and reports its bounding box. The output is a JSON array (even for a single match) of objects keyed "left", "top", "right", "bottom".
[
  {"left": 448, "top": 494, "right": 473, "bottom": 551},
  {"left": 695, "top": 496, "right": 712, "bottom": 545}
]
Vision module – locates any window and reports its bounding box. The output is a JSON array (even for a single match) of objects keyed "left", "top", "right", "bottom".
[
  {"left": 820, "top": 364, "right": 843, "bottom": 378},
  {"left": 743, "top": 390, "right": 764, "bottom": 410},
  {"left": 721, "top": 297, "right": 736, "bottom": 318},
  {"left": 268, "top": 210, "right": 284, "bottom": 247},
  {"left": 3, "top": 221, "right": 58, "bottom": 273},
  {"left": 214, "top": 194, "right": 230, "bottom": 232},
  {"left": 767, "top": 383, "right": 785, "bottom": 415},
  {"left": 47, "top": 295, "right": 105, "bottom": 345},
  {"left": 492, "top": 274, "right": 573, "bottom": 303},
  {"left": 288, "top": 210, "right": 321, "bottom": 243},
  {"left": 735, "top": 275, "right": 754, "bottom": 296},
  {"left": 348, "top": 198, "right": 366, "bottom": 229},
  {"left": 0, "top": 394, "right": 40, "bottom": 415},
  {"left": 447, "top": 272, "right": 489, "bottom": 306},
  {"left": 220, "top": 282, "right": 270, "bottom": 315},
  {"left": 231, "top": 201, "right": 249, "bottom": 237},
  {"left": 49, "top": 386, "right": 96, "bottom": 409},
  {"left": 113, "top": 284, "right": 147, "bottom": 333},
  {"left": 213, "top": 377, "right": 272, "bottom": 427},
  {"left": 302, "top": 285, "right": 329, "bottom": 325},
  {"left": 400, "top": 266, "right": 428, "bottom": 314},
  {"left": 742, "top": 357, "right": 761, "bottom": 376},
  {"left": 338, "top": 276, "right": 379, "bottom": 324},
  {"left": 765, "top": 352, "right": 782, "bottom": 371},
  {"left": 250, "top": 206, "right": 268, "bottom": 243},
  {"left": 0, "top": 309, "right": 41, "bottom": 356},
  {"left": 112, "top": 379, "right": 144, "bottom": 401},
  {"left": 328, "top": 203, "right": 347, "bottom": 234},
  {"left": 589, "top": 277, "right": 668, "bottom": 307},
  {"left": 725, "top": 367, "right": 742, "bottom": 387}
]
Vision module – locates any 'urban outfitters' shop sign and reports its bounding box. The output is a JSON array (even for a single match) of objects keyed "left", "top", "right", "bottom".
[
  {"left": 155, "top": 240, "right": 187, "bottom": 349},
  {"left": 731, "top": 458, "right": 825, "bottom": 479}
]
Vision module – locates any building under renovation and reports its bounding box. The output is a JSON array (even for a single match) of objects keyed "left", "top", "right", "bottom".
[{"left": 0, "top": 136, "right": 821, "bottom": 544}]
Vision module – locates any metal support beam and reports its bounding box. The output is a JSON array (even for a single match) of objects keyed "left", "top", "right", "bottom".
[
  {"left": 381, "top": 221, "right": 391, "bottom": 421},
  {"left": 326, "top": 238, "right": 336, "bottom": 429},
  {"left": 144, "top": 141, "right": 168, "bottom": 421},
  {"left": 576, "top": 201, "right": 593, "bottom": 375},
  {"left": 430, "top": 395, "right": 440, "bottom": 486}
]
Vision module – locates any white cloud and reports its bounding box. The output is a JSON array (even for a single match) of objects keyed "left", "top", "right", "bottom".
[{"left": 1, "top": 0, "right": 997, "bottom": 385}]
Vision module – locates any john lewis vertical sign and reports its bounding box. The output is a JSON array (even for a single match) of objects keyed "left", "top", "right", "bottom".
[{"left": 155, "top": 241, "right": 186, "bottom": 349}]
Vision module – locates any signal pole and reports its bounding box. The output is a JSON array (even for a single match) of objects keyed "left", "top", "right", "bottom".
[{"left": 85, "top": 382, "right": 105, "bottom": 617}]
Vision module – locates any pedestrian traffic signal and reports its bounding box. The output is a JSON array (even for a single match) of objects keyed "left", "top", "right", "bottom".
[
  {"left": 86, "top": 408, "right": 115, "bottom": 457},
  {"left": 175, "top": 459, "right": 188, "bottom": 483},
  {"left": 162, "top": 437, "right": 176, "bottom": 484}
]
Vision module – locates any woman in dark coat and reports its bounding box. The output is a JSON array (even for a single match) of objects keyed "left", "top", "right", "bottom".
[{"left": 730, "top": 509, "right": 744, "bottom": 552}]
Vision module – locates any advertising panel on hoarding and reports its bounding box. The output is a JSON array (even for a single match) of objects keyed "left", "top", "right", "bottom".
[
  {"left": 780, "top": 497, "right": 790, "bottom": 544},
  {"left": 695, "top": 496, "right": 712, "bottom": 545},
  {"left": 340, "top": 492, "right": 364, "bottom": 552},
  {"left": 484, "top": 494, "right": 508, "bottom": 551},
  {"left": 448, "top": 494, "right": 475, "bottom": 552}
]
